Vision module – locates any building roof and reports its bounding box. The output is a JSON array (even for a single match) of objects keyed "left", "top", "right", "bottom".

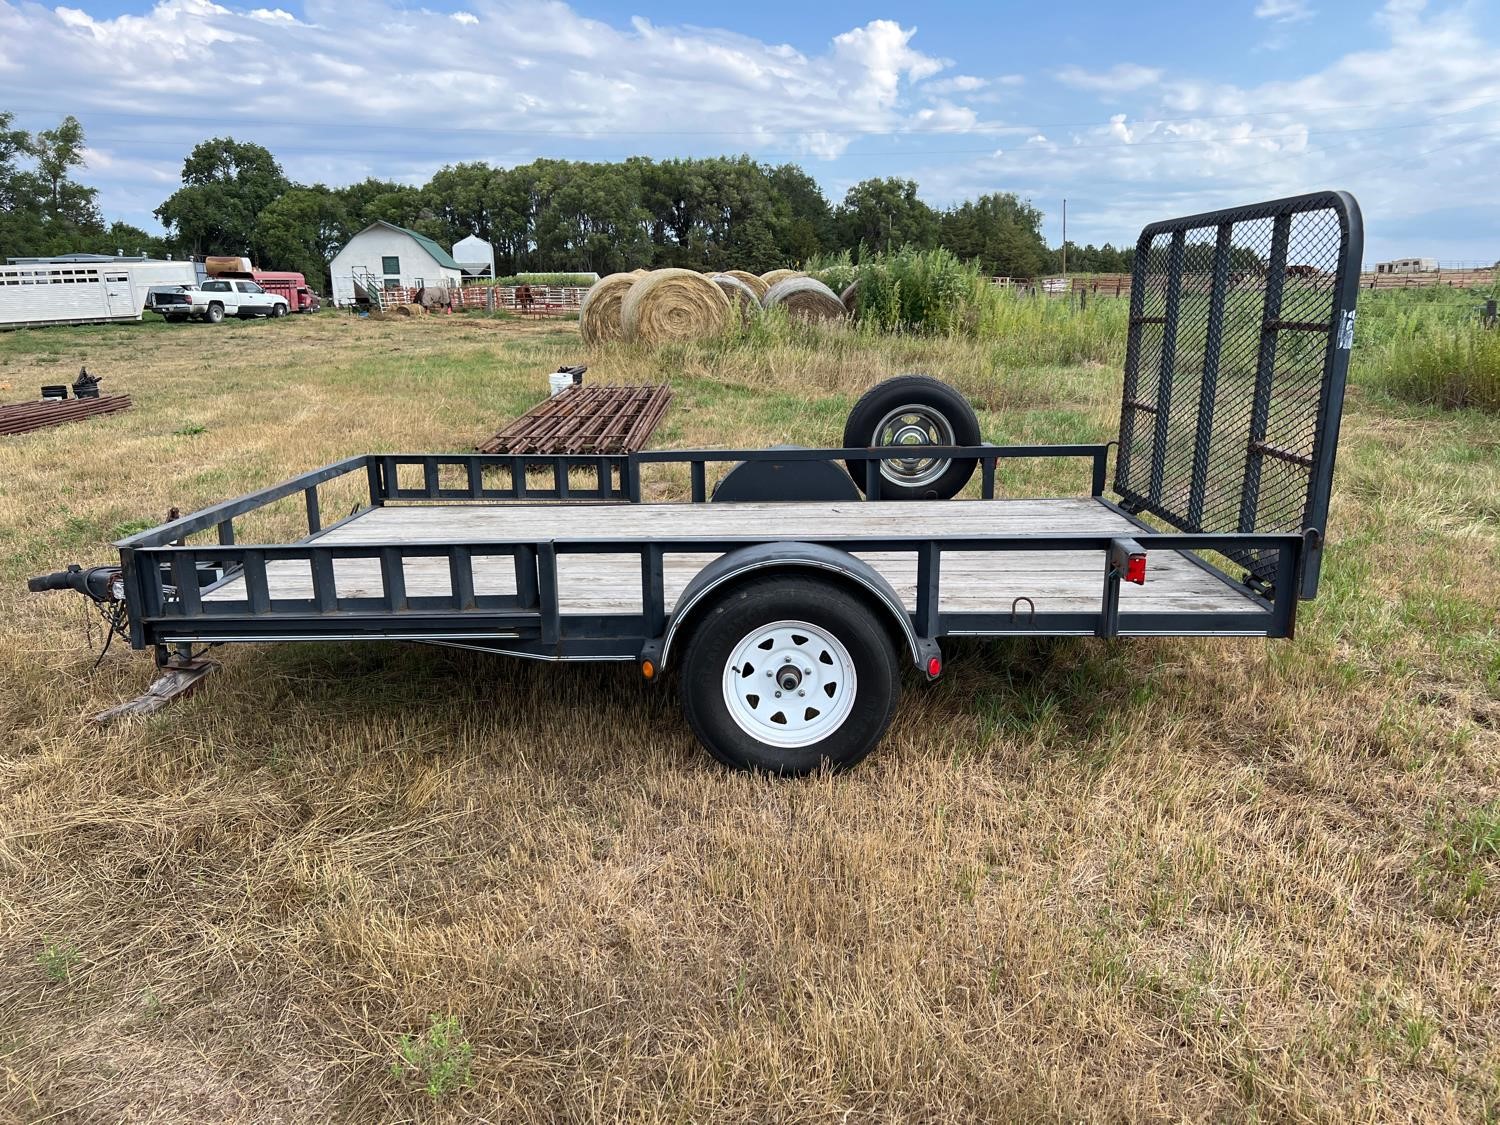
[{"left": 361, "top": 221, "right": 461, "bottom": 271}]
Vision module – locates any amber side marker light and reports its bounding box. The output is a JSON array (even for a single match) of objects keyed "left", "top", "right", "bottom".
[{"left": 641, "top": 659, "right": 656, "bottom": 680}]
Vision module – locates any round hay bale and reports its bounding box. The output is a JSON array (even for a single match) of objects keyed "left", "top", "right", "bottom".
[
  {"left": 621, "top": 268, "right": 731, "bottom": 344},
  {"left": 579, "top": 272, "right": 638, "bottom": 345},
  {"left": 710, "top": 274, "right": 762, "bottom": 315},
  {"left": 839, "top": 279, "right": 861, "bottom": 314},
  {"left": 760, "top": 268, "right": 804, "bottom": 288},
  {"left": 630, "top": 268, "right": 650, "bottom": 276},
  {"left": 764, "top": 276, "right": 848, "bottom": 324},
  {"left": 392, "top": 303, "right": 425, "bottom": 317},
  {"left": 721, "top": 270, "right": 769, "bottom": 301}
]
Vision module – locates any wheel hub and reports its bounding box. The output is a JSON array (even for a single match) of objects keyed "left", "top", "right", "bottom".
[
  {"left": 722, "top": 619, "right": 857, "bottom": 748},
  {"left": 873, "top": 404, "right": 957, "bottom": 488}
]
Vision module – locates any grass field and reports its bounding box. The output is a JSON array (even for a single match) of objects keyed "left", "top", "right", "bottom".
[{"left": 1, "top": 306, "right": 1497, "bottom": 1122}]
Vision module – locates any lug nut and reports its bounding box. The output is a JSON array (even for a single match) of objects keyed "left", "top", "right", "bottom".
[
  {"left": 797, "top": 689, "right": 805, "bottom": 697},
  {"left": 775, "top": 690, "right": 782, "bottom": 698}
]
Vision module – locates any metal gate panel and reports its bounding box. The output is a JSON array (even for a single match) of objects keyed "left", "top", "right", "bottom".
[{"left": 1114, "top": 191, "right": 1362, "bottom": 598}]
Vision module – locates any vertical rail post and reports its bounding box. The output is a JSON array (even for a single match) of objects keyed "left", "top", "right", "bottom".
[
  {"left": 1238, "top": 212, "right": 1293, "bottom": 537},
  {"left": 379, "top": 547, "right": 407, "bottom": 611},
  {"left": 304, "top": 486, "right": 322, "bottom": 535},
  {"left": 119, "top": 547, "right": 146, "bottom": 647},
  {"left": 980, "top": 456, "right": 996, "bottom": 500},
  {"left": 690, "top": 460, "right": 707, "bottom": 503},
  {"left": 1147, "top": 229, "right": 1187, "bottom": 506},
  {"left": 625, "top": 454, "right": 642, "bottom": 504},
  {"left": 311, "top": 548, "right": 337, "bottom": 613},
  {"left": 864, "top": 459, "right": 881, "bottom": 501},
  {"left": 1090, "top": 448, "right": 1108, "bottom": 497},
  {"left": 513, "top": 545, "right": 539, "bottom": 608},
  {"left": 448, "top": 547, "right": 475, "bottom": 611},
  {"left": 366, "top": 458, "right": 383, "bottom": 506},
  {"left": 170, "top": 554, "right": 201, "bottom": 617},
  {"left": 217, "top": 520, "right": 235, "bottom": 546},
  {"left": 914, "top": 543, "right": 940, "bottom": 637},
  {"left": 1271, "top": 539, "right": 1300, "bottom": 639},
  {"left": 1188, "top": 221, "right": 1234, "bottom": 528},
  {"left": 1097, "top": 556, "right": 1122, "bottom": 638},
  {"left": 242, "top": 550, "right": 270, "bottom": 615},
  {"left": 642, "top": 546, "right": 666, "bottom": 636},
  {"left": 536, "top": 543, "right": 559, "bottom": 646}
]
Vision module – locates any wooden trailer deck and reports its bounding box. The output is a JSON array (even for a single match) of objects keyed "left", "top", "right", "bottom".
[{"left": 202, "top": 498, "right": 1260, "bottom": 619}]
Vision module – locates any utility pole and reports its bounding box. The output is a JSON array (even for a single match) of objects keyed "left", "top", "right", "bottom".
[{"left": 1061, "top": 198, "right": 1067, "bottom": 278}]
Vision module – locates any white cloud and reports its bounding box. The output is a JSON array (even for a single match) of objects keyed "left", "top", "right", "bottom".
[
  {"left": 914, "top": 0, "right": 1500, "bottom": 261},
  {"left": 1254, "top": 0, "right": 1314, "bottom": 22},
  {"left": 922, "top": 74, "right": 987, "bottom": 95},
  {"left": 0, "top": 0, "right": 971, "bottom": 192},
  {"left": 1056, "top": 63, "right": 1163, "bottom": 92}
]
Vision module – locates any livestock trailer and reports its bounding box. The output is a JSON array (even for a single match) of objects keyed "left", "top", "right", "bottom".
[
  {"left": 29, "top": 191, "right": 1363, "bottom": 772},
  {"left": 0, "top": 259, "right": 200, "bottom": 330}
]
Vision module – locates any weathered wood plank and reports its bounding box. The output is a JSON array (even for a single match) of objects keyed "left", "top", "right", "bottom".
[{"left": 204, "top": 496, "right": 1258, "bottom": 616}]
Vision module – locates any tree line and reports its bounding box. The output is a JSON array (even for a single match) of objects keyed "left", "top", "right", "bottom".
[{"left": 0, "top": 112, "right": 1136, "bottom": 293}]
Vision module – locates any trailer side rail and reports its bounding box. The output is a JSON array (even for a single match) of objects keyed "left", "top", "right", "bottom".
[{"left": 122, "top": 529, "right": 1304, "bottom": 654}]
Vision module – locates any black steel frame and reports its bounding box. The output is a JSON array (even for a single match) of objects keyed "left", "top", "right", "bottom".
[
  {"left": 1115, "top": 190, "right": 1363, "bottom": 598},
  {"left": 114, "top": 444, "right": 1302, "bottom": 660}
]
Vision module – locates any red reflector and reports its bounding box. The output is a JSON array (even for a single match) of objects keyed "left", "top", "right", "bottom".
[
  {"left": 1125, "top": 554, "right": 1147, "bottom": 585},
  {"left": 927, "top": 657, "right": 942, "bottom": 677}
]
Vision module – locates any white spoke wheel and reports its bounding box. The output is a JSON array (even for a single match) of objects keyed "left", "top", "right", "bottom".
[
  {"left": 679, "top": 576, "right": 902, "bottom": 775},
  {"left": 843, "top": 374, "right": 981, "bottom": 500},
  {"left": 721, "top": 619, "right": 857, "bottom": 748}
]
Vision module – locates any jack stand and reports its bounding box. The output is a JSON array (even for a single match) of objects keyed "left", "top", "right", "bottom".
[{"left": 95, "top": 644, "right": 218, "bottom": 724}]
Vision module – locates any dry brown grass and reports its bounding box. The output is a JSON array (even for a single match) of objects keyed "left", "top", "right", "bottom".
[{"left": 1, "top": 312, "right": 1498, "bottom": 1122}]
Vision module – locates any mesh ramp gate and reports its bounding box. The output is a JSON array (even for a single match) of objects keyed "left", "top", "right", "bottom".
[{"left": 1114, "top": 190, "right": 1363, "bottom": 599}]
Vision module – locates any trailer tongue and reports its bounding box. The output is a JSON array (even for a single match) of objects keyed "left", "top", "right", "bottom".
[{"left": 26, "top": 190, "right": 1363, "bottom": 773}]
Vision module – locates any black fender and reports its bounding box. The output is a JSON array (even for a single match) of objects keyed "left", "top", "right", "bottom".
[{"left": 641, "top": 541, "right": 939, "bottom": 676}]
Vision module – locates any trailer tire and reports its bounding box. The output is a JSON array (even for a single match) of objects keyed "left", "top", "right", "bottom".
[
  {"left": 679, "top": 576, "right": 901, "bottom": 774},
  {"left": 205, "top": 303, "right": 224, "bottom": 324},
  {"left": 843, "top": 374, "right": 980, "bottom": 500}
]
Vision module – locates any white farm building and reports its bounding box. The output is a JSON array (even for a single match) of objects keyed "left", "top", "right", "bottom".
[
  {"left": 452, "top": 234, "right": 496, "bottom": 278},
  {"left": 329, "top": 222, "right": 463, "bottom": 306}
]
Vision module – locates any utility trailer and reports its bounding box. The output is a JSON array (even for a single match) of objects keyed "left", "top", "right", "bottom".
[{"left": 29, "top": 191, "right": 1362, "bottom": 772}]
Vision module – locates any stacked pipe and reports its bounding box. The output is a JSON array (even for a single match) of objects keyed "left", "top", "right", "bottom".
[
  {"left": 580, "top": 267, "right": 847, "bottom": 346},
  {"left": 1, "top": 394, "right": 133, "bottom": 436}
]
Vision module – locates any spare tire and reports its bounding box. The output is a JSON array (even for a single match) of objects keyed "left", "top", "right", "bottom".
[{"left": 842, "top": 375, "right": 980, "bottom": 500}]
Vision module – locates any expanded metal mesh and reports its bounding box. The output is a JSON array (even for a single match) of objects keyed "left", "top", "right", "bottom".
[{"left": 1114, "top": 192, "right": 1360, "bottom": 597}]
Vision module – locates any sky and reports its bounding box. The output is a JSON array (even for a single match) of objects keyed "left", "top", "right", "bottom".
[{"left": 1, "top": 0, "right": 1498, "bottom": 266}]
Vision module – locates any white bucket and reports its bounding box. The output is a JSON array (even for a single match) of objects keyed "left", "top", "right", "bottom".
[{"left": 548, "top": 372, "right": 574, "bottom": 396}]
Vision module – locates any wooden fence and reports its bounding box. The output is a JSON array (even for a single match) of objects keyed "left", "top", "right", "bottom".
[
  {"left": 991, "top": 267, "right": 1496, "bottom": 300},
  {"left": 374, "top": 285, "right": 591, "bottom": 314}
]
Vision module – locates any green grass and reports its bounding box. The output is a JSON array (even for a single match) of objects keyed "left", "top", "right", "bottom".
[{"left": 390, "top": 1015, "right": 475, "bottom": 1100}]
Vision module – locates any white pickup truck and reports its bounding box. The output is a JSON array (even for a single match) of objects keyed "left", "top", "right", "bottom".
[{"left": 146, "top": 278, "right": 289, "bottom": 323}]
